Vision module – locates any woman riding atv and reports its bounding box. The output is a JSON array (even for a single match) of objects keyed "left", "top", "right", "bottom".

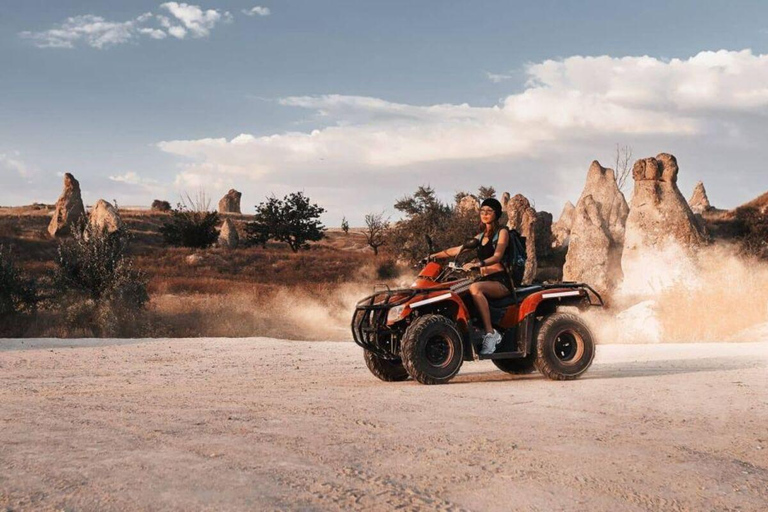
[{"left": 429, "top": 198, "right": 512, "bottom": 355}]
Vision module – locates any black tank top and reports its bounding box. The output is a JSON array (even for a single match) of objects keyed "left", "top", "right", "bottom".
[{"left": 477, "top": 227, "right": 505, "bottom": 260}]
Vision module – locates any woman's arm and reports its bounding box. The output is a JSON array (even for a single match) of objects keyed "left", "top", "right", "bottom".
[{"left": 430, "top": 245, "right": 463, "bottom": 260}]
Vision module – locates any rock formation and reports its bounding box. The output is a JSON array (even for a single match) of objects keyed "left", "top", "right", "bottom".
[
  {"left": 688, "top": 181, "right": 712, "bottom": 214},
  {"left": 151, "top": 199, "right": 172, "bottom": 212},
  {"left": 563, "top": 195, "right": 614, "bottom": 292},
  {"left": 621, "top": 153, "right": 706, "bottom": 293},
  {"left": 456, "top": 195, "right": 480, "bottom": 214},
  {"left": 552, "top": 201, "right": 575, "bottom": 248},
  {"left": 563, "top": 161, "right": 629, "bottom": 295},
  {"left": 88, "top": 199, "right": 123, "bottom": 234},
  {"left": 218, "top": 189, "right": 242, "bottom": 214},
  {"left": 48, "top": 173, "right": 86, "bottom": 237},
  {"left": 218, "top": 218, "right": 239, "bottom": 249},
  {"left": 505, "top": 194, "right": 538, "bottom": 284},
  {"left": 534, "top": 211, "right": 553, "bottom": 259}
]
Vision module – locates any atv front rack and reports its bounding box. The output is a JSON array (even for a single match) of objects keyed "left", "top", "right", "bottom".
[{"left": 351, "top": 288, "right": 417, "bottom": 360}]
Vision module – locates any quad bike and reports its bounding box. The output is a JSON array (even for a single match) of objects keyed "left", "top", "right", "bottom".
[{"left": 351, "top": 236, "right": 604, "bottom": 385}]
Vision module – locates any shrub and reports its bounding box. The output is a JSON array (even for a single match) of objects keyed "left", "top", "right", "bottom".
[
  {"left": 341, "top": 216, "right": 349, "bottom": 235},
  {"left": 54, "top": 226, "right": 148, "bottom": 336},
  {"left": 246, "top": 192, "right": 326, "bottom": 252},
  {"left": 0, "top": 245, "right": 37, "bottom": 336},
  {"left": 159, "top": 193, "right": 220, "bottom": 248},
  {"left": 733, "top": 206, "right": 768, "bottom": 259},
  {"left": 376, "top": 259, "right": 400, "bottom": 280}
]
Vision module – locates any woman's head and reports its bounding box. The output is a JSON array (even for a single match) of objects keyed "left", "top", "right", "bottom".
[{"left": 479, "top": 198, "right": 502, "bottom": 225}]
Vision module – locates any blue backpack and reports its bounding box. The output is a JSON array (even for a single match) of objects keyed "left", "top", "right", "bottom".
[{"left": 476, "top": 226, "right": 527, "bottom": 286}]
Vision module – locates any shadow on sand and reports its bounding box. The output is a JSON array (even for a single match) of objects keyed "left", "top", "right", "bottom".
[
  {"left": 0, "top": 338, "right": 153, "bottom": 352},
  {"left": 452, "top": 356, "right": 761, "bottom": 384}
]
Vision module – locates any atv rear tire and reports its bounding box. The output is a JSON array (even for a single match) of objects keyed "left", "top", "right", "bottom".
[
  {"left": 492, "top": 353, "right": 537, "bottom": 375},
  {"left": 534, "top": 312, "right": 595, "bottom": 380},
  {"left": 364, "top": 350, "right": 409, "bottom": 382},
  {"left": 401, "top": 314, "right": 463, "bottom": 385}
]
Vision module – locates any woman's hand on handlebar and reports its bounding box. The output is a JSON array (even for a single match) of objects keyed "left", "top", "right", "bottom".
[{"left": 461, "top": 261, "right": 480, "bottom": 272}]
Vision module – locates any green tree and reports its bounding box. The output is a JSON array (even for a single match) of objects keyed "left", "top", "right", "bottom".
[
  {"left": 341, "top": 216, "right": 350, "bottom": 235},
  {"left": 246, "top": 192, "right": 326, "bottom": 252}
]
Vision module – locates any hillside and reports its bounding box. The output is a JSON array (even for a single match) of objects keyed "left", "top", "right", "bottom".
[{"left": 0, "top": 206, "right": 386, "bottom": 339}]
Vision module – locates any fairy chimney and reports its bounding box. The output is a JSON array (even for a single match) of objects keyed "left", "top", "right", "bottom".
[{"left": 48, "top": 173, "right": 86, "bottom": 237}]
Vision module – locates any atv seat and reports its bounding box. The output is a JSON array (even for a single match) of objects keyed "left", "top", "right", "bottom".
[{"left": 488, "top": 285, "right": 544, "bottom": 309}]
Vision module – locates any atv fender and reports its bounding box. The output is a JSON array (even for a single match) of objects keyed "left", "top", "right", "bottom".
[{"left": 511, "top": 288, "right": 590, "bottom": 355}]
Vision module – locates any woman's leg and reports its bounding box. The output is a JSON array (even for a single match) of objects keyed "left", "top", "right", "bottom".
[{"left": 469, "top": 281, "right": 510, "bottom": 333}]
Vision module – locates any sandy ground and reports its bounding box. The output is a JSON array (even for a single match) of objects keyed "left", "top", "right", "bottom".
[{"left": 1, "top": 338, "right": 767, "bottom": 512}]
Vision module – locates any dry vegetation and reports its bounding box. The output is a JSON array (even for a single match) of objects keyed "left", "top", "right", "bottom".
[{"left": 0, "top": 207, "right": 397, "bottom": 339}]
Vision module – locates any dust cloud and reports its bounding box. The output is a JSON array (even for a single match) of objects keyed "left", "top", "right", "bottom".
[{"left": 588, "top": 243, "right": 768, "bottom": 343}]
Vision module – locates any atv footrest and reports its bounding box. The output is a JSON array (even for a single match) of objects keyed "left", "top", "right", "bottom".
[{"left": 478, "top": 351, "right": 526, "bottom": 360}]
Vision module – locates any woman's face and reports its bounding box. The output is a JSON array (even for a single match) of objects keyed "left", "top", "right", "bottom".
[{"left": 479, "top": 207, "right": 496, "bottom": 224}]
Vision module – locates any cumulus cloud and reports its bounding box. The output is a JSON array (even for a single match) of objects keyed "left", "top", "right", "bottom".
[
  {"left": 243, "top": 6, "right": 271, "bottom": 17},
  {"left": 21, "top": 3, "right": 234, "bottom": 49},
  {"left": 157, "top": 49, "right": 768, "bottom": 213},
  {"left": 160, "top": 2, "right": 232, "bottom": 38}
]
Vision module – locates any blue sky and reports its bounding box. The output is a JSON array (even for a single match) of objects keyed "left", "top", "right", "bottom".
[{"left": 2, "top": 1, "right": 768, "bottom": 224}]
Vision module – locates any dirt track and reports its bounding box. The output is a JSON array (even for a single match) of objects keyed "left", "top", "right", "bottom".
[{"left": 1, "top": 338, "right": 767, "bottom": 511}]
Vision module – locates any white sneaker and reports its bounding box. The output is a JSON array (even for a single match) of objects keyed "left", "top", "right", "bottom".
[{"left": 480, "top": 330, "right": 502, "bottom": 355}]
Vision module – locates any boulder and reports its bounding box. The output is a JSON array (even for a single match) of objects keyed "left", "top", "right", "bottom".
[
  {"left": 151, "top": 199, "right": 172, "bottom": 212},
  {"left": 505, "top": 194, "right": 538, "bottom": 284},
  {"left": 218, "top": 218, "right": 239, "bottom": 249},
  {"left": 562, "top": 161, "right": 629, "bottom": 295},
  {"left": 218, "top": 189, "right": 242, "bottom": 214},
  {"left": 552, "top": 201, "right": 575, "bottom": 248},
  {"left": 88, "top": 199, "right": 123, "bottom": 234},
  {"left": 688, "top": 181, "right": 712, "bottom": 214},
  {"left": 48, "top": 173, "right": 86, "bottom": 237},
  {"left": 622, "top": 153, "right": 706, "bottom": 293}
]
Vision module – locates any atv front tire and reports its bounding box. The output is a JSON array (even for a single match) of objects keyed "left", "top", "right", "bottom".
[
  {"left": 364, "top": 350, "right": 409, "bottom": 382},
  {"left": 535, "top": 312, "right": 595, "bottom": 380},
  {"left": 401, "top": 314, "right": 463, "bottom": 385},
  {"left": 492, "top": 353, "right": 537, "bottom": 375}
]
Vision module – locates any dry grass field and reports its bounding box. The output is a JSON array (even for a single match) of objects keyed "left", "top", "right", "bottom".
[{"left": 0, "top": 206, "right": 391, "bottom": 339}]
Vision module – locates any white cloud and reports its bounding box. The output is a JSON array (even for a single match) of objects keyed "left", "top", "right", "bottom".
[
  {"left": 21, "top": 3, "right": 234, "bottom": 49},
  {"left": 160, "top": 2, "right": 232, "bottom": 38},
  {"left": 109, "top": 171, "right": 159, "bottom": 186},
  {"left": 20, "top": 14, "right": 140, "bottom": 49},
  {"left": 243, "top": 6, "right": 271, "bottom": 17},
  {"left": 486, "top": 71, "right": 513, "bottom": 83},
  {"left": 139, "top": 27, "right": 168, "bottom": 40},
  {"left": 157, "top": 49, "right": 768, "bottom": 213},
  {"left": 0, "top": 152, "right": 31, "bottom": 178}
]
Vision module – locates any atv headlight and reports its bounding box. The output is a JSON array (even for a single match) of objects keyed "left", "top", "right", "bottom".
[{"left": 387, "top": 304, "right": 406, "bottom": 324}]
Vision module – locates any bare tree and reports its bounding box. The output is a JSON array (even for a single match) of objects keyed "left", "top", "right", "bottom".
[
  {"left": 364, "top": 211, "right": 390, "bottom": 256},
  {"left": 614, "top": 144, "right": 633, "bottom": 192}
]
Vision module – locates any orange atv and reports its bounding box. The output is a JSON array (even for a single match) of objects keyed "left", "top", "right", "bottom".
[{"left": 352, "top": 237, "right": 604, "bottom": 385}]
